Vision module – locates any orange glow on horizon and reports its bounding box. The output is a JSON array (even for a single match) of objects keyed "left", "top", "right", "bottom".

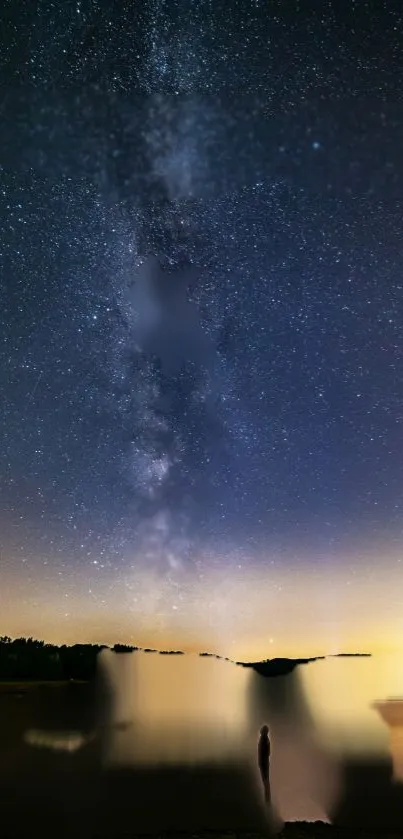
[{"left": 1, "top": 550, "right": 403, "bottom": 660}]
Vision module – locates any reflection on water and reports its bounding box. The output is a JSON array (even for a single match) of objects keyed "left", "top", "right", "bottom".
[
  {"left": 24, "top": 728, "right": 92, "bottom": 753},
  {"left": 98, "top": 649, "right": 403, "bottom": 821},
  {"left": 299, "top": 653, "right": 403, "bottom": 761},
  {"left": 98, "top": 650, "right": 282, "bottom": 832},
  {"left": 100, "top": 649, "right": 251, "bottom": 765},
  {"left": 3, "top": 649, "right": 403, "bottom": 828},
  {"left": 97, "top": 649, "right": 338, "bottom": 823}
]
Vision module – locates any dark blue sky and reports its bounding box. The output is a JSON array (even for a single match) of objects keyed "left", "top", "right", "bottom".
[{"left": 1, "top": 0, "right": 403, "bottom": 647}]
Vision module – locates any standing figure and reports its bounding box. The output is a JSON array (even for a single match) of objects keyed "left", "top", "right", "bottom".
[{"left": 258, "top": 724, "right": 271, "bottom": 803}]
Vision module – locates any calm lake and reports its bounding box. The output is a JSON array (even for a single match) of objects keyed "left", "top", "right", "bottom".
[{"left": 1, "top": 650, "right": 403, "bottom": 834}]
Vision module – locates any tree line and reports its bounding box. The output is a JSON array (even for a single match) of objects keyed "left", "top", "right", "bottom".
[
  {"left": 0, "top": 636, "right": 135, "bottom": 681},
  {"left": 1, "top": 635, "right": 361, "bottom": 682}
]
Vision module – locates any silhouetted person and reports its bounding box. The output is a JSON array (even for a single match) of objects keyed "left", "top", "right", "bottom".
[{"left": 258, "top": 724, "right": 271, "bottom": 803}]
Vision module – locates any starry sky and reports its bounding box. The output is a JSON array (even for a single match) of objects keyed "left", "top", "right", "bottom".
[{"left": 1, "top": 0, "right": 403, "bottom": 659}]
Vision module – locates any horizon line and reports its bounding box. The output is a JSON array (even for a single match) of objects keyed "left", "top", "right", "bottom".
[{"left": 0, "top": 633, "right": 372, "bottom": 665}]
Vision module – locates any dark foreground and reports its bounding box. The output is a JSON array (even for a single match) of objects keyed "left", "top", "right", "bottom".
[
  {"left": 171, "top": 830, "right": 403, "bottom": 839},
  {"left": 69, "top": 830, "right": 403, "bottom": 839},
  {"left": 1, "top": 763, "right": 402, "bottom": 839},
  {"left": 278, "top": 825, "right": 403, "bottom": 839},
  {"left": 0, "top": 759, "right": 402, "bottom": 839},
  {"left": 1, "top": 683, "right": 403, "bottom": 838}
]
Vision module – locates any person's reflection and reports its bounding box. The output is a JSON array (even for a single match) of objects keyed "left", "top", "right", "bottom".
[{"left": 258, "top": 724, "right": 271, "bottom": 803}]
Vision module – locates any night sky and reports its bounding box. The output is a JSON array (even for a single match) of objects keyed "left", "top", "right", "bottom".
[{"left": 2, "top": 0, "right": 403, "bottom": 658}]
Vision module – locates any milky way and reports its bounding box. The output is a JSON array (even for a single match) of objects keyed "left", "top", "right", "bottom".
[{"left": 1, "top": 1, "right": 403, "bottom": 654}]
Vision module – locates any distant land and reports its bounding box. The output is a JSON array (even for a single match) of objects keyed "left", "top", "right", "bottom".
[{"left": 0, "top": 635, "right": 371, "bottom": 681}]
